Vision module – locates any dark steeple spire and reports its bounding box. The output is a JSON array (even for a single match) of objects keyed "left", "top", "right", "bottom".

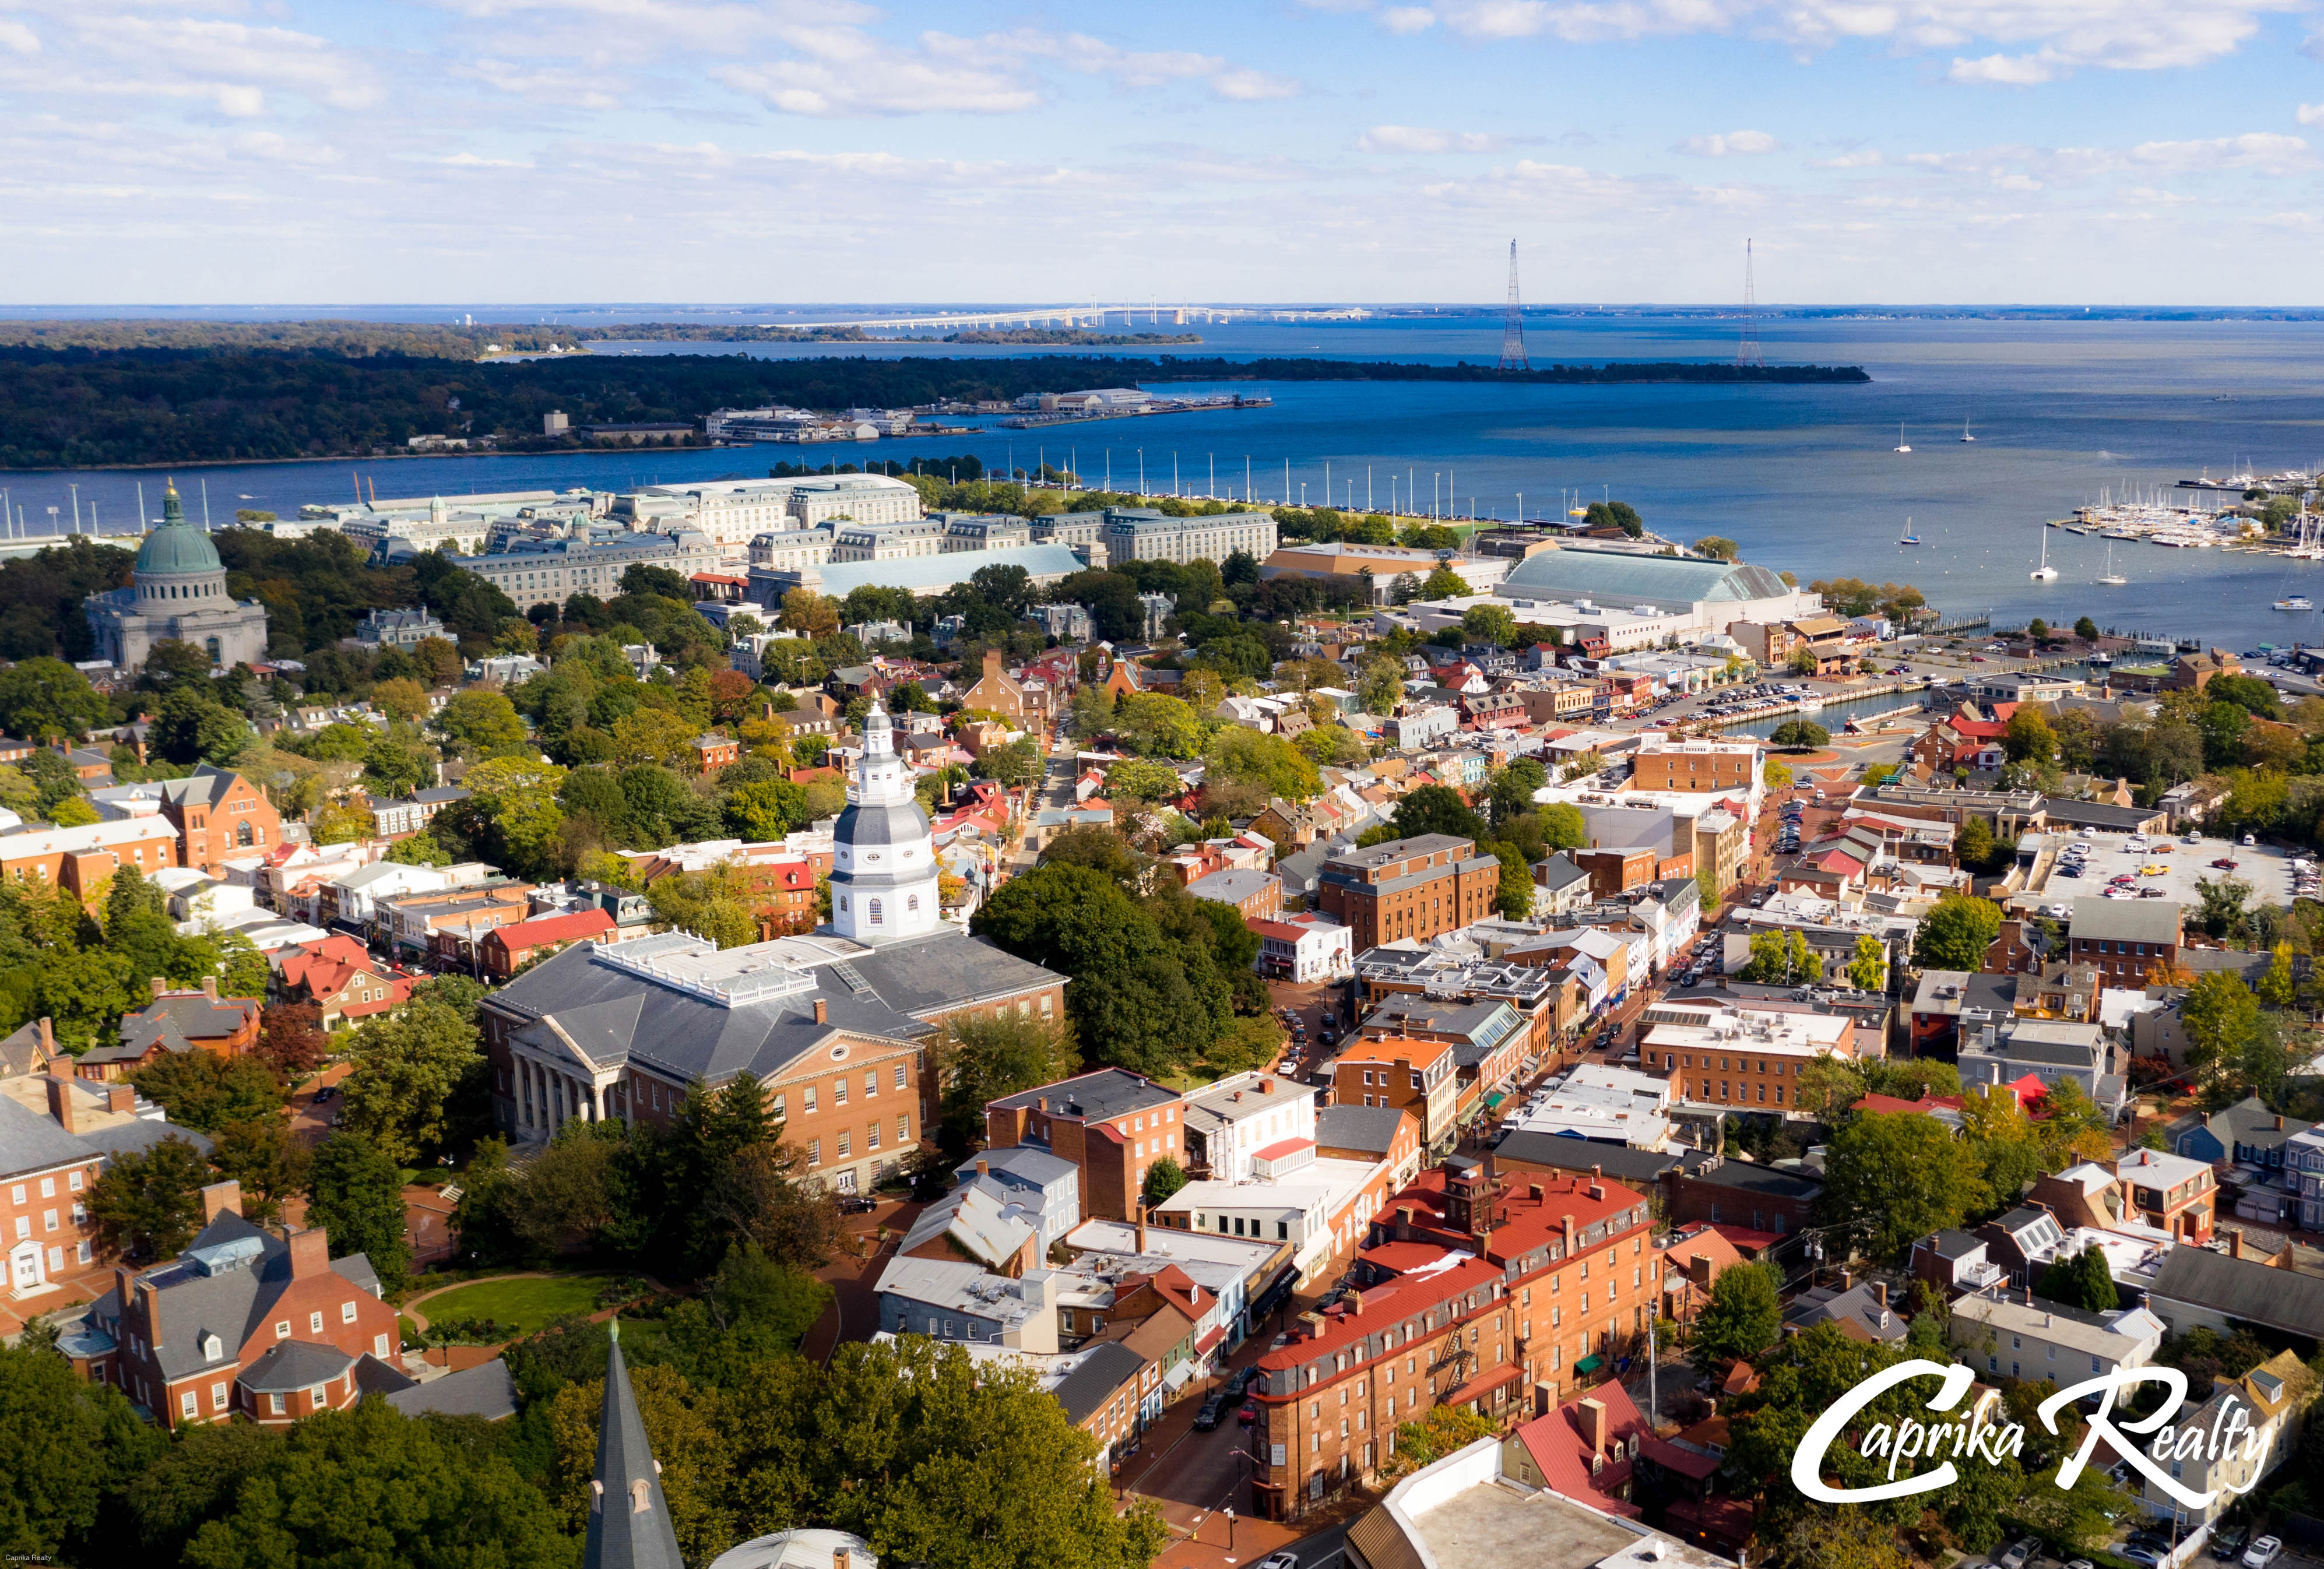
[{"left": 583, "top": 1320, "right": 684, "bottom": 1569}]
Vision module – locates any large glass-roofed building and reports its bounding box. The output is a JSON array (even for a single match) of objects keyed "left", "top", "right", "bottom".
[{"left": 1494, "top": 546, "right": 1816, "bottom": 623}]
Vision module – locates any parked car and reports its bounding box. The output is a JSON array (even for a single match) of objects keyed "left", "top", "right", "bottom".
[
  {"left": 838, "top": 1195, "right": 878, "bottom": 1214},
  {"left": 2241, "top": 1538, "right": 2282, "bottom": 1569},
  {"left": 1237, "top": 1399, "right": 1258, "bottom": 1427},
  {"left": 2210, "top": 1528, "right": 2248, "bottom": 1560},
  {"left": 1194, "top": 1394, "right": 1226, "bottom": 1431},
  {"left": 2121, "top": 1546, "right": 2165, "bottom": 1567},
  {"left": 1255, "top": 1554, "right": 1299, "bottom": 1569},
  {"left": 1228, "top": 1366, "right": 1257, "bottom": 1397},
  {"left": 2001, "top": 1538, "right": 2041, "bottom": 1569}
]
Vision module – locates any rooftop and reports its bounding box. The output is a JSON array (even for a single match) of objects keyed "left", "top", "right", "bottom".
[{"left": 987, "top": 1067, "right": 1179, "bottom": 1121}]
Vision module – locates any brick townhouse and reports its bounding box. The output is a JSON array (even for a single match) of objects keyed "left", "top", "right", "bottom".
[
  {"left": 1244, "top": 1156, "right": 1657, "bottom": 1519},
  {"left": 1316, "top": 834, "right": 1503, "bottom": 952},
  {"left": 1, "top": 1066, "right": 210, "bottom": 1296},
  {"left": 61, "top": 1182, "right": 401, "bottom": 1429},
  {"left": 158, "top": 765, "right": 283, "bottom": 874},
  {"left": 986, "top": 1069, "right": 1186, "bottom": 1223},
  {"left": 0, "top": 818, "right": 180, "bottom": 900}
]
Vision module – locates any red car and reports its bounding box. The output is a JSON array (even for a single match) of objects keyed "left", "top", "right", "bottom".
[
  {"left": 1237, "top": 1399, "right": 1258, "bottom": 1427},
  {"left": 2212, "top": 858, "right": 2239, "bottom": 870}
]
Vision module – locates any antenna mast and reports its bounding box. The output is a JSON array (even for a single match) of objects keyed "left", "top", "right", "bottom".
[
  {"left": 1737, "top": 238, "right": 1763, "bottom": 368},
  {"left": 1498, "top": 238, "right": 1530, "bottom": 371}
]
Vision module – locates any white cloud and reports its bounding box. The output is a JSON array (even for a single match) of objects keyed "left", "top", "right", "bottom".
[
  {"left": 1427, "top": 0, "right": 2293, "bottom": 77},
  {"left": 0, "top": 20, "right": 40, "bottom": 56},
  {"left": 1679, "top": 129, "right": 1780, "bottom": 155},
  {"left": 711, "top": 55, "right": 1037, "bottom": 117},
  {"left": 1359, "top": 124, "right": 1510, "bottom": 152},
  {"left": 1812, "top": 148, "right": 1885, "bottom": 167},
  {"left": 1381, "top": 6, "right": 1440, "bottom": 31},
  {"left": 2299, "top": 103, "right": 2324, "bottom": 125},
  {"left": 2130, "top": 131, "right": 2308, "bottom": 169}
]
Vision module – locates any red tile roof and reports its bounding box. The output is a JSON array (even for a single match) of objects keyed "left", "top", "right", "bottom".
[
  {"left": 489, "top": 909, "right": 616, "bottom": 949},
  {"left": 1510, "top": 1379, "right": 1651, "bottom": 1517}
]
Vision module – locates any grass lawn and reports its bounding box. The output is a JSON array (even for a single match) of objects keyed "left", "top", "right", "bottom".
[{"left": 417, "top": 1274, "right": 614, "bottom": 1334}]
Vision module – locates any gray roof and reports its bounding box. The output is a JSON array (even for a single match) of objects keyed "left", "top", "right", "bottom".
[
  {"left": 241, "top": 1338, "right": 356, "bottom": 1392},
  {"left": 76, "top": 1118, "right": 215, "bottom": 1162},
  {"left": 968, "top": 1144, "right": 1079, "bottom": 1189},
  {"left": 2151, "top": 1244, "right": 2324, "bottom": 1338},
  {"left": 1492, "top": 1131, "right": 1710, "bottom": 1185},
  {"left": 988, "top": 1067, "right": 1176, "bottom": 1120},
  {"left": 0, "top": 1092, "right": 93, "bottom": 1178},
  {"left": 1323, "top": 833, "right": 1475, "bottom": 872},
  {"left": 385, "top": 1357, "right": 518, "bottom": 1420},
  {"left": 899, "top": 1180, "right": 1036, "bottom": 1269},
  {"left": 1925, "top": 1229, "right": 1984, "bottom": 1261},
  {"left": 487, "top": 930, "right": 1061, "bottom": 1090},
  {"left": 1500, "top": 546, "right": 1792, "bottom": 608},
  {"left": 1536, "top": 852, "right": 1590, "bottom": 892},
  {"left": 1052, "top": 1341, "right": 1148, "bottom": 1425},
  {"left": 2041, "top": 799, "right": 2162, "bottom": 829},
  {"left": 1786, "top": 1280, "right": 1910, "bottom": 1342},
  {"left": 1684, "top": 1158, "right": 1822, "bottom": 1198},
  {"left": 0, "top": 1021, "right": 51, "bottom": 1078},
  {"left": 2198, "top": 1095, "right": 2313, "bottom": 1152},
  {"left": 92, "top": 993, "right": 259, "bottom": 1065},
  {"left": 1186, "top": 868, "right": 1278, "bottom": 905},
  {"left": 585, "top": 1326, "right": 684, "bottom": 1569},
  {"left": 2068, "top": 898, "right": 2182, "bottom": 944},
  {"left": 1316, "top": 1104, "right": 1411, "bottom": 1158},
  {"left": 158, "top": 764, "right": 242, "bottom": 810},
  {"left": 83, "top": 1211, "right": 379, "bottom": 1380}
]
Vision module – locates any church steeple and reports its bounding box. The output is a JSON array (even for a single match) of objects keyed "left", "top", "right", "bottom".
[
  {"left": 583, "top": 1321, "right": 683, "bottom": 1569},
  {"left": 827, "top": 696, "right": 942, "bottom": 944}
]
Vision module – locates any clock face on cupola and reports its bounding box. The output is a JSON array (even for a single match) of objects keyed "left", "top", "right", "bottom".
[{"left": 827, "top": 699, "right": 941, "bottom": 944}]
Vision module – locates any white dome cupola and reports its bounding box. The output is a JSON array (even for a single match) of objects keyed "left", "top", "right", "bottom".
[{"left": 828, "top": 699, "right": 941, "bottom": 944}]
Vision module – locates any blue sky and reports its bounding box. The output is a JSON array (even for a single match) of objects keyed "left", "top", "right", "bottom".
[{"left": 6, "top": 0, "right": 2324, "bottom": 303}]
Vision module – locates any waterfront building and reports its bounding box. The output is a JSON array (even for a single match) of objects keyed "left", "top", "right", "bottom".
[
  {"left": 85, "top": 483, "right": 272, "bottom": 672},
  {"left": 1496, "top": 546, "right": 1820, "bottom": 626},
  {"left": 1104, "top": 506, "right": 1276, "bottom": 565},
  {"left": 449, "top": 530, "right": 727, "bottom": 614}
]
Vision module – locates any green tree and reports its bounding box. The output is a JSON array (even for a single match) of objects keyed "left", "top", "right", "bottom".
[
  {"left": 1846, "top": 934, "right": 1888, "bottom": 993},
  {"left": 1793, "top": 1052, "right": 1869, "bottom": 1117},
  {"left": 1100, "top": 758, "right": 1184, "bottom": 809},
  {"left": 1690, "top": 1260, "right": 1781, "bottom": 1371},
  {"left": 2006, "top": 705, "right": 2057, "bottom": 764},
  {"left": 1390, "top": 783, "right": 1486, "bottom": 842},
  {"left": 932, "top": 1010, "right": 1080, "bottom": 1148},
  {"left": 303, "top": 1133, "right": 411, "bottom": 1296},
  {"left": 1461, "top": 603, "right": 1518, "bottom": 646},
  {"left": 1420, "top": 565, "right": 1472, "bottom": 598},
  {"left": 2180, "top": 969, "right": 2262, "bottom": 1099},
  {"left": 2074, "top": 615, "right": 2100, "bottom": 643},
  {"left": 434, "top": 688, "right": 529, "bottom": 755},
  {"left": 336, "top": 996, "right": 482, "bottom": 1165},
  {"left": 1956, "top": 812, "right": 1998, "bottom": 871},
  {"left": 0, "top": 1342, "right": 165, "bottom": 1563},
  {"left": 723, "top": 778, "right": 811, "bottom": 841},
  {"left": 178, "top": 1398, "right": 569, "bottom": 1569},
  {"left": 151, "top": 688, "right": 252, "bottom": 768},
  {"left": 1769, "top": 719, "right": 1829, "bottom": 749},
  {"left": 127, "top": 1053, "right": 284, "bottom": 1134},
  {"left": 1819, "top": 1110, "right": 1989, "bottom": 1261},
  {"left": 384, "top": 831, "right": 451, "bottom": 867},
  {"left": 1763, "top": 758, "right": 1792, "bottom": 788},
  {"left": 1538, "top": 801, "right": 1587, "bottom": 850},
  {"left": 2035, "top": 1245, "right": 2120, "bottom": 1313},
  {"left": 1205, "top": 726, "right": 1320, "bottom": 802},
  {"left": 0, "top": 657, "right": 111, "bottom": 742},
  {"left": 1914, "top": 893, "right": 2002, "bottom": 970},
  {"left": 2259, "top": 941, "right": 2298, "bottom": 1008},
  {"left": 207, "top": 1116, "right": 311, "bottom": 1226},
  {"left": 1486, "top": 757, "right": 1549, "bottom": 826},
  {"left": 1738, "top": 928, "right": 1817, "bottom": 985},
  {"left": 1356, "top": 655, "right": 1406, "bottom": 715},
  {"left": 1142, "top": 1155, "right": 1188, "bottom": 1205},
  {"left": 1693, "top": 536, "right": 1741, "bottom": 561},
  {"left": 1483, "top": 840, "right": 1538, "bottom": 919},
  {"left": 85, "top": 1134, "right": 213, "bottom": 1261}
]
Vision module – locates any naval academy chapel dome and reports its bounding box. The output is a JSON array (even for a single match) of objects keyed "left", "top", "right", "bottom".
[
  {"left": 134, "top": 494, "right": 224, "bottom": 576},
  {"left": 83, "top": 480, "right": 269, "bottom": 673}
]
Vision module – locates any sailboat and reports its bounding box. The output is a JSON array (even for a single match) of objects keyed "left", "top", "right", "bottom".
[
  {"left": 1960, "top": 418, "right": 1976, "bottom": 443},
  {"left": 1893, "top": 421, "right": 1912, "bottom": 453},
  {"left": 2097, "top": 539, "right": 2127, "bottom": 586},
  {"left": 2030, "top": 522, "right": 2058, "bottom": 581},
  {"left": 1898, "top": 516, "right": 1921, "bottom": 546}
]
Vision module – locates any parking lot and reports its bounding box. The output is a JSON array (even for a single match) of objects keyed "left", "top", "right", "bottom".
[{"left": 2017, "top": 827, "right": 2308, "bottom": 916}]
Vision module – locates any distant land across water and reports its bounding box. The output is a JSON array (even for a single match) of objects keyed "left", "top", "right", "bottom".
[{"left": 5, "top": 310, "right": 2324, "bottom": 654}]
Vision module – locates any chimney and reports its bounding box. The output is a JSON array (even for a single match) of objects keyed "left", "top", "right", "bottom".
[
  {"left": 1578, "top": 1396, "right": 1609, "bottom": 1454},
  {"left": 106, "top": 1083, "right": 133, "bottom": 1114},
  {"left": 1689, "top": 1253, "right": 1713, "bottom": 1289},
  {"left": 1875, "top": 1280, "right": 1888, "bottom": 1308},
  {"left": 1135, "top": 1201, "right": 1149, "bottom": 1255},
  {"left": 2228, "top": 1229, "right": 2243, "bottom": 1261},
  {"left": 200, "top": 1180, "right": 242, "bottom": 1222},
  {"left": 201, "top": 975, "right": 217, "bottom": 1000},
  {"left": 2276, "top": 1116, "right": 2285, "bottom": 1131},
  {"left": 44, "top": 1072, "right": 76, "bottom": 1134},
  {"left": 1298, "top": 1310, "right": 1327, "bottom": 1336},
  {"left": 1591, "top": 1163, "right": 1602, "bottom": 1182},
  {"left": 1351, "top": 1291, "right": 1365, "bottom": 1317},
  {"left": 1838, "top": 1267, "right": 1852, "bottom": 1290},
  {"left": 813, "top": 998, "right": 828, "bottom": 1025},
  {"left": 975, "top": 1157, "right": 989, "bottom": 1178},
  {"left": 983, "top": 649, "right": 1003, "bottom": 680},
  {"left": 150, "top": 976, "right": 167, "bottom": 1000},
  {"left": 1260, "top": 1077, "right": 1274, "bottom": 1093},
  {"left": 37, "top": 1016, "right": 51, "bottom": 1061},
  {"left": 287, "top": 1225, "right": 331, "bottom": 1280},
  {"left": 1587, "top": 1183, "right": 1605, "bottom": 1202},
  {"left": 1562, "top": 1213, "right": 1576, "bottom": 1251},
  {"left": 1528, "top": 1183, "right": 1545, "bottom": 1202},
  {"left": 835, "top": 1549, "right": 851, "bottom": 1569},
  {"left": 135, "top": 1275, "right": 160, "bottom": 1338}
]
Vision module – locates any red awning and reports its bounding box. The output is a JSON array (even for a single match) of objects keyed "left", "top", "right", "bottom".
[
  {"left": 1195, "top": 1326, "right": 1226, "bottom": 1355},
  {"left": 1443, "top": 1363, "right": 1523, "bottom": 1407}
]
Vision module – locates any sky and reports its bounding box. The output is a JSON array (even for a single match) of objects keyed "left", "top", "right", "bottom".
[{"left": 7, "top": 0, "right": 2324, "bottom": 304}]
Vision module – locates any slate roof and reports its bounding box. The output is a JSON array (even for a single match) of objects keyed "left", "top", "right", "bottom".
[
  {"left": 385, "top": 1357, "right": 519, "bottom": 1420},
  {"left": 84, "top": 1212, "right": 382, "bottom": 1380},
  {"left": 899, "top": 1180, "right": 1036, "bottom": 1269},
  {"left": 968, "top": 1144, "right": 1078, "bottom": 1188},
  {"left": 1316, "top": 1104, "right": 1410, "bottom": 1159},
  {"left": 89, "top": 993, "right": 259, "bottom": 1065},
  {"left": 2151, "top": 1243, "right": 2324, "bottom": 1338},
  {"left": 988, "top": 1067, "right": 1177, "bottom": 1120},
  {"left": 2196, "top": 1095, "right": 2313, "bottom": 1153},
  {"left": 1491, "top": 1131, "right": 1710, "bottom": 1186},
  {"left": 1785, "top": 1279, "right": 1909, "bottom": 1342},
  {"left": 0, "top": 1091, "right": 93, "bottom": 1177},
  {"left": 0, "top": 1019, "right": 53, "bottom": 1078},
  {"left": 241, "top": 1338, "right": 356, "bottom": 1391},
  {"left": 2068, "top": 898, "right": 2181, "bottom": 944},
  {"left": 487, "top": 930, "right": 1060, "bottom": 1090},
  {"left": 1052, "top": 1341, "right": 1148, "bottom": 1425},
  {"left": 158, "top": 764, "right": 244, "bottom": 810},
  {"left": 585, "top": 1325, "right": 684, "bottom": 1569}
]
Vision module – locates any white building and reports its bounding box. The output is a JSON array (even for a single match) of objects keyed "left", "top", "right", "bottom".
[
  {"left": 1104, "top": 506, "right": 1277, "bottom": 565},
  {"left": 1250, "top": 913, "right": 1353, "bottom": 983},
  {"left": 627, "top": 474, "right": 922, "bottom": 552},
  {"left": 828, "top": 702, "right": 943, "bottom": 944},
  {"left": 1183, "top": 1071, "right": 1317, "bottom": 1184},
  {"left": 1151, "top": 1138, "right": 1379, "bottom": 1285},
  {"left": 1947, "top": 1293, "right": 2163, "bottom": 1390}
]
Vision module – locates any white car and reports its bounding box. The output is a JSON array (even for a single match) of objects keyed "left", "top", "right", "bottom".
[{"left": 2241, "top": 1538, "right": 2281, "bottom": 1569}]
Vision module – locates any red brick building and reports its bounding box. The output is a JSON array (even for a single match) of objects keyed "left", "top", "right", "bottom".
[
  {"left": 62, "top": 1184, "right": 402, "bottom": 1429},
  {"left": 1245, "top": 1159, "right": 1657, "bottom": 1519},
  {"left": 75, "top": 979, "right": 261, "bottom": 1081},
  {"left": 159, "top": 765, "right": 283, "bottom": 875},
  {"left": 1316, "top": 834, "right": 1501, "bottom": 952},
  {"left": 480, "top": 908, "right": 617, "bottom": 980},
  {"left": 275, "top": 935, "right": 414, "bottom": 1028},
  {"left": 986, "top": 1069, "right": 1186, "bottom": 1223}
]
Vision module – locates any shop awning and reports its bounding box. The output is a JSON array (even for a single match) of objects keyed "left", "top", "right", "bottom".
[
  {"left": 1573, "top": 1354, "right": 1606, "bottom": 1375},
  {"left": 1483, "top": 1092, "right": 1508, "bottom": 1111},
  {"left": 1162, "top": 1360, "right": 1197, "bottom": 1391}
]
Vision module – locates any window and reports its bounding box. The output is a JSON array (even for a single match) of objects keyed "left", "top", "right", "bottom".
[
  {"left": 341, "top": 1300, "right": 358, "bottom": 1324},
  {"left": 834, "top": 1078, "right": 848, "bottom": 1105},
  {"left": 67, "top": 1171, "right": 82, "bottom": 1192},
  {"left": 803, "top": 1087, "right": 817, "bottom": 1113},
  {"left": 836, "top": 1131, "right": 850, "bottom": 1158},
  {"left": 310, "top": 1311, "right": 324, "bottom": 1334},
  {"left": 269, "top": 1393, "right": 285, "bottom": 1416},
  {"left": 180, "top": 1391, "right": 198, "bottom": 1420},
  {"left": 212, "top": 1381, "right": 228, "bottom": 1411},
  {"left": 807, "top": 1139, "right": 821, "bottom": 1166},
  {"left": 38, "top": 1177, "right": 53, "bottom": 1198},
  {"left": 275, "top": 1320, "right": 290, "bottom": 1339},
  {"left": 310, "top": 1384, "right": 328, "bottom": 1409},
  {"left": 864, "top": 1070, "right": 877, "bottom": 1098},
  {"left": 869, "top": 898, "right": 883, "bottom": 925},
  {"left": 375, "top": 1333, "right": 391, "bottom": 1357},
  {"left": 894, "top": 1064, "right": 907, "bottom": 1089},
  {"left": 898, "top": 1115, "right": 910, "bottom": 1144}
]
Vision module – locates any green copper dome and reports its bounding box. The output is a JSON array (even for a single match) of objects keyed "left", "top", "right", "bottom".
[{"left": 135, "top": 481, "right": 222, "bottom": 576}]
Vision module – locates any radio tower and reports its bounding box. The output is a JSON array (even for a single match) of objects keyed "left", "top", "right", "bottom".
[
  {"left": 1736, "top": 237, "right": 1763, "bottom": 368},
  {"left": 1498, "top": 238, "right": 1530, "bottom": 371}
]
